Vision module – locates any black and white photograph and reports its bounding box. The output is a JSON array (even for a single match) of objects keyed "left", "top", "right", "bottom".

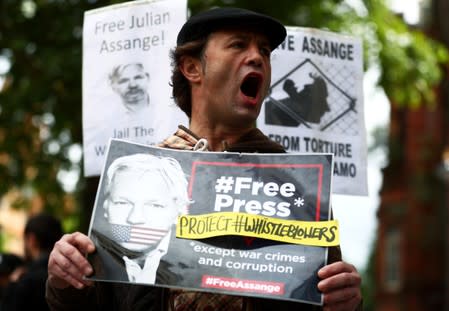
[
  {"left": 89, "top": 152, "right": 190, "bottom": 284},
  {"left": 109, "top": 63, "right": 151, "bottom": 116}
]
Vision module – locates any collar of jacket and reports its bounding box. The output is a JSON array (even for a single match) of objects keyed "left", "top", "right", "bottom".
[{"left": 159, "top": 125, "right": 285, "bottom": 154}]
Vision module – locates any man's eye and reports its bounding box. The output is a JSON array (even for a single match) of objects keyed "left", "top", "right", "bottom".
[
  {"left": 118, "top": 78, "right": 129, "bottom": 84},
  {"left": 231, "top": 41, "right": 245, "bottom": 49},
  {"left": 112, "top": 201, "right": 132, "bottom": 208},
  {"left": 148, "top": 203, "right": 164, "bottom": 209},
  {"left": 260, "top": 47, "right": 271, "bottom": 57}
]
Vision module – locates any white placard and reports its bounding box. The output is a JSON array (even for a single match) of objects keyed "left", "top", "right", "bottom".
[
  {"left": 82, "top": 0, "right": 188, "bottom": 176},
  {"left": 258, "top": 26, "right": 367, "bottom": 196}
]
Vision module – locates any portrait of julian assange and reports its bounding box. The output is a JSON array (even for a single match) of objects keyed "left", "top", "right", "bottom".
[
  {"left": 109, "top": 63, "right": 151, "bottom": 115},
  {"left": 88, "top": 153, "right": 191, "bottom": 285}
]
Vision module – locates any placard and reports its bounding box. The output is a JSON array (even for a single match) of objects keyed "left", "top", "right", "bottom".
[
  {"left": 82, "top": 0, "right": 188, "bottom": 176},
  {"left": 87, "top": 139, "right": 335, "bottom": 305},
  {"left": 258, "top": 26, "right": 367, "bottom": 195}
]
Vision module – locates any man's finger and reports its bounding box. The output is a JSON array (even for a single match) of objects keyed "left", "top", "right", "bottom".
[{"left": 318, "top": 261, "right": 357, "bottom": 278}]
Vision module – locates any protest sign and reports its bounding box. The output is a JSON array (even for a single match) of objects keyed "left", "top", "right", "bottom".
[
  {"left": 258, "top": 26, "right": 367, "bottom": 195},
  {"left": 82, "top": 0, "right": 188, "bottom": 176},
  {"left": 87, "top": 139, "right": 336, "bottom": 305}
]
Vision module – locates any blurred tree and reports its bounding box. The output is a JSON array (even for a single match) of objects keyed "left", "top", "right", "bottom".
[
  {"left": 0, "top": 0, "right": 122, "bottom": 231},
  {"left": 0, "top": 0, "right": 447, "bottom": 233}
]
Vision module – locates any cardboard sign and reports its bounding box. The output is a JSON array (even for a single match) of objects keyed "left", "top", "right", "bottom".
[
  {"left": 258, "top": 26, "right": 367, "bottom": 195},
  {"left": 87, "top": 139, "right": 335, "bottom": 305},
  {"left": 82, "top": 0, "right": 188, "bottom": 176}
]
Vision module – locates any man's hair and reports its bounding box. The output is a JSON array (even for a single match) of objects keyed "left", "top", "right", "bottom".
[
  {"left": 105, "top": 153, "right": 191, "bottom": 214},
  {"left": 24, "top": 213, "right": 63, "bottom": 252},
  {"left": 170, "top": 38, "right": 208, "bottom": 118},
  {"left": 109, "top": 63, "right": 147, "bottom": 85}
]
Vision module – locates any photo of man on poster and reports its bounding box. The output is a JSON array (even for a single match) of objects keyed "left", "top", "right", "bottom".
[
  {"left": 109, "top": 63, "right": 151, "bottom": 115},
  {"left": 89, "top": 153, "right": 190, "bottom": 285}
]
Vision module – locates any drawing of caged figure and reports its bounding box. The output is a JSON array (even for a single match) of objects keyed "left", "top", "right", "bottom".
[{"left": 265, "top": 73, "right": 330, "bottom": 128}]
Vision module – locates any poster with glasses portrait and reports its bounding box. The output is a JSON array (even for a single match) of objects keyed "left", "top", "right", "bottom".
[
  {"left": 87, "top": 139, "right": 337, "bottom": 306},
  {"left": 258, "top": 26, "right": 367, "bottom": 196},
  {"left": 82, "top": 0, "right": 188, "bottom": 177}
]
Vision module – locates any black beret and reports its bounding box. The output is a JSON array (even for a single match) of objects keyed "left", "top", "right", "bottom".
[{"left": 177, "top": 7, "right": 287, "bottom": 51}]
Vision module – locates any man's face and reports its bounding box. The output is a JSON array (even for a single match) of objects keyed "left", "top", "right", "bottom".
[
  {"left": 104, "top": 168, "right": 178, "bottom": 252},
  {"left": 193, "top": 29, "right": 272, "bottom": 127},
  {"left": 112, "top": 64, "right": 149, "bottom": 105}
]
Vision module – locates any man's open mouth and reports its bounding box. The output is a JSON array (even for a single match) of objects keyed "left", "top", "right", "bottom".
[
  {"left": 240, "top": 74, "right": 262, "bottom": 99},
  {"left": 126, "top": 89, "right": 143, "bottom": 96}
]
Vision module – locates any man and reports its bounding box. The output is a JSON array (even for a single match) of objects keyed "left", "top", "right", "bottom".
[
  {"left": 109, "top": 63, "right": 150, "bottom": 114},
  {"left": 47, "top": 7, "right": 362, "bottom": 311},
  {"left": 3, "top": 213, "right": 62, "bottom": 311},
  {"left": 89, "top": 153, "right": 190, "bottom": 285}
]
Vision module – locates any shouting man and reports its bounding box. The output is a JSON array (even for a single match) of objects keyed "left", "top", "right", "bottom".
[{"left": 47, "top": 7, "right": 362, "bottom": 311}]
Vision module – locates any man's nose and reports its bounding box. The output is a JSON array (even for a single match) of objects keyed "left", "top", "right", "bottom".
[
  {"left": 246, "top": 44, "right": 263, "bottom": 67},
  {"left": 127, "top": 203, "right": 146, "bottom": 224}
]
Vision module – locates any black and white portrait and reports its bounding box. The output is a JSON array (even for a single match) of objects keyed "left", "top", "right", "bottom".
[
  {"left": 109, "top": 63, "right": 151, "bottom": 115},
  {"left": 89, "top": 153, "right": 190, "bottom": 285}
]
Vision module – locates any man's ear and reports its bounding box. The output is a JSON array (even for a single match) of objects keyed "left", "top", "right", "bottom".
[
  {"left": 25, "top": 232, "right": 39, "bottom": 254},
  {"left": 179, "top": 56, "right": 202, "bottom": 83},
  {"left": 26, "top": 233, "right": 38, "bottom": 247},
  {"left": 23, "top": 232, "right": 40, "bottom": 260},
  {"left": 111, "top": 83, "right": 119, "bottom": 94}
]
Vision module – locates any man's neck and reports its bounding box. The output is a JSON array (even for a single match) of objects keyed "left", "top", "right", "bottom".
[{"left": 189, "top": 122, "right": 254, "bottom": 151}]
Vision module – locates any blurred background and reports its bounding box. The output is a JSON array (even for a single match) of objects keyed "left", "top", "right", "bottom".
[{"left": 1, "top": 0, "right": 449, "bottom": 310}]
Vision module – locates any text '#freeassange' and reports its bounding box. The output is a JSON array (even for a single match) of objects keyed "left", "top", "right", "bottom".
[
  {"left": 201, "top": 275, "right": 285, "bottom": 295},
  {"left": 177, "top": 212, "right": 339, "bottom": 247}
]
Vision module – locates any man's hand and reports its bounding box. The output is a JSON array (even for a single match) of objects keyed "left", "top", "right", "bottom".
[
  {"left": 317, "top": 261, "right": 362, "bottom": 311},
  {"left": 9, "top": 266, "right": 26, "bottom": 282},
  {"left": 47, "top": 232, "right": 96, "bottom": 290}
]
